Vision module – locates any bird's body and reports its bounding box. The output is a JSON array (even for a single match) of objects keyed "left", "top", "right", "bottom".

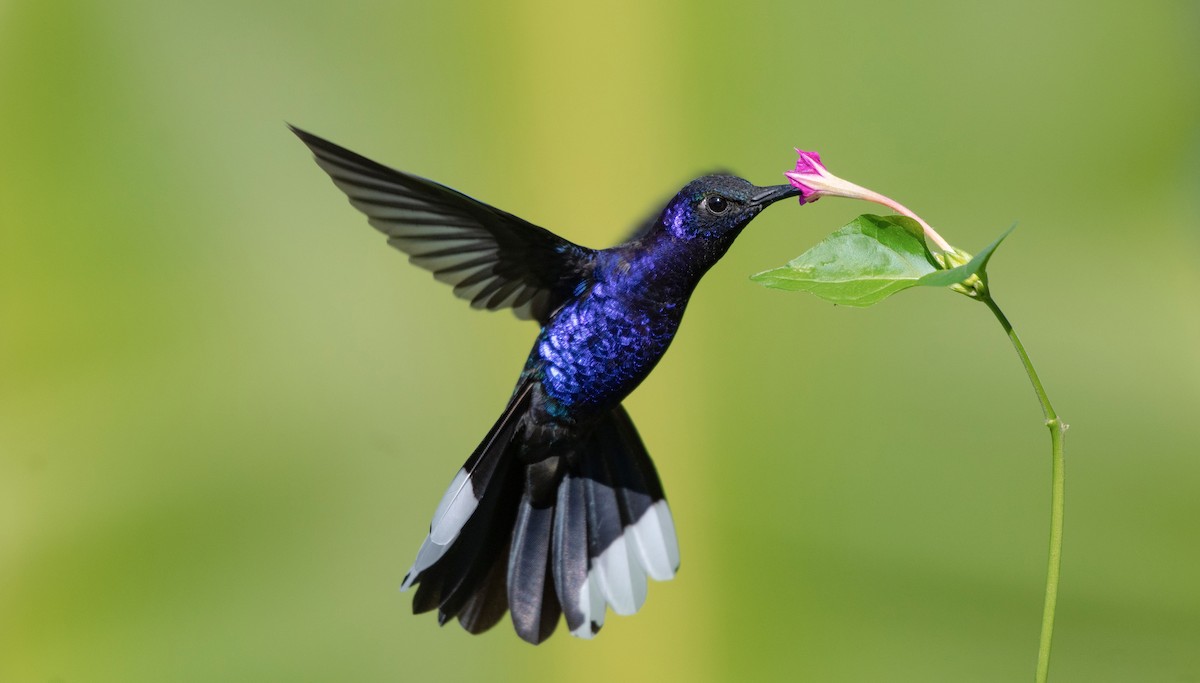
[
  {"left": 292, "top": 126, "right": 797, "bottom": 643},
  {"left": 532, "top": 242, "right": 695, "bottom": 418}
]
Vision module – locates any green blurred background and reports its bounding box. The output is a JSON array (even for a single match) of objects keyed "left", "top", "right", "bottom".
[{"left": 2, "top": 1, "right": 1198, "bottom": 681}]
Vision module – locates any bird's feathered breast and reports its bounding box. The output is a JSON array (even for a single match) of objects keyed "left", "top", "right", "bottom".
[{"left": 529, "top": 246, "right": 697, "bottom": 418}]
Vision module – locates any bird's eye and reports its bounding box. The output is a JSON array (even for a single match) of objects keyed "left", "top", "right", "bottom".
[{"left": 706, "top": 195, "right": 729, "bottom": 215}]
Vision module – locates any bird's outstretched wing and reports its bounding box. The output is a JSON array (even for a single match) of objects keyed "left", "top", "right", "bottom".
[{"left": 291, "top": 125, "right": 595, "bottom": 323}]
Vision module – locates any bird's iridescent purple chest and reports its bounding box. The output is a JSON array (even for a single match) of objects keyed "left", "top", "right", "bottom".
[{"left": 533, "top": 265, "right": 687, "bottom": 418}]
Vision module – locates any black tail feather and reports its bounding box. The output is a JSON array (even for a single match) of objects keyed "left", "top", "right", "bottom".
[
  {"left": 456, "top": 541, "right": 510, "bottom": 634},
  {"left": 425, "top": 459, "right": 521, "bottom": 623},
  {"left": 580, "top": 438, "right": 648, "bottom": 619},
  {"left": 551, "top": 471, "right": 591, "bottom": 636},
  {"left": 508, "top": 492, "right": 560, "bottom": 643},
  {"left": 401, "top": 403, "right": 679, "bottom": 643}
]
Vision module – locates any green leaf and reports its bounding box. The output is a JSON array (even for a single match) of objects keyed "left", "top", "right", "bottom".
[
  {"left": 751, "top": 215, "right": 1015, "bottom": 307},
  {"left": 750, "top": 214, "right": 940, "bottom": 307}
]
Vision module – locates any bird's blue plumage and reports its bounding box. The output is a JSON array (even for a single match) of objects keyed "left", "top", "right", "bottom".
[
  {"left": 291, "top": 125, "right": 800, "bottom": 644},
  {"left": 531, "top": 244, "right": 690, "bottom": 418}
]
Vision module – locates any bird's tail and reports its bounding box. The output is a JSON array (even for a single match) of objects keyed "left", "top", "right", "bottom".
[{"left": 400, "top": 383, "right": 680, "bottom": 644}]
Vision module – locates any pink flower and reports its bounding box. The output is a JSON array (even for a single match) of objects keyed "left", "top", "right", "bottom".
[
  {"left": 785, "top": 149, "right": 953, "bottom": 252},
  {"left": 785, "top": 150, "right": 834, "bottom": 205}
]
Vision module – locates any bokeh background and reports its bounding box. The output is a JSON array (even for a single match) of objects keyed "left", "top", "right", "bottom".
[{"left": 3, "top": 1, "right": 1198, "bottom": 681}]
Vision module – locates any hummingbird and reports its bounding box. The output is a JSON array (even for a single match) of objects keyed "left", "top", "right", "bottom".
[{"left": 291, "top": 125, "right": 799, "bottom": 644}]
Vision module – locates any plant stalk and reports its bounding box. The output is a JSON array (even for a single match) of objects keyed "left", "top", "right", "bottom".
[{"left": 981, "top": 294, "right": 1066, "bottom": 683}]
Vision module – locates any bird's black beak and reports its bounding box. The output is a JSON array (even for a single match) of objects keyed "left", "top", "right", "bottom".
[{"left": 750, "top": 184, "right": 801, "bottom": 208}]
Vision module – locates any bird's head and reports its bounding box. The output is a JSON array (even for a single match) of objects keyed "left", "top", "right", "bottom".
[
  {"left": 659, "top": 175, "right": 799, "bottom": 243},
  {"left": 613, "top": 174, "right": 800, "bottom": 292}
]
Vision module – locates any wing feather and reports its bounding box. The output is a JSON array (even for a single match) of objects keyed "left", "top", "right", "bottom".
[{"left": 291, "top": 125, "right": 595, "bottom": 323}]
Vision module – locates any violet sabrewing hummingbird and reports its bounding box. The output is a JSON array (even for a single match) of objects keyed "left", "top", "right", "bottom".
[{"left": 291, "top": 126, "right": 799, "bottom": 644}]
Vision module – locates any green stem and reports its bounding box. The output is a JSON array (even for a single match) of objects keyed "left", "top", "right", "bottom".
[{"left": 981, "top": 294, "right": 1066, "bottom": 683}]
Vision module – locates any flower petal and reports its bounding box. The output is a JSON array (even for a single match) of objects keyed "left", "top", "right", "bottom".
[
  {"left": 792, "top": 150, "right": 825, "bottom": 175},
  {"left": 785, "top": 150, "right": 833, "bottom": 204}
]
